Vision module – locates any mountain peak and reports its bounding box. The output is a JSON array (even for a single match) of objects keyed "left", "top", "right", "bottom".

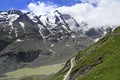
[
  {"left": 7, "top": 9, "right": 23, "bottom": 15},
  {"left": 54, "top": 10, "right": 60, "bottom": 13},
  {"left": 53, "top": 10, "right": 62, "bottom": 16}
]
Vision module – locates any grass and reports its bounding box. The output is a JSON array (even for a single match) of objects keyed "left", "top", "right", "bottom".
[
  {"left": 76, "top": 26, "right": 120, "bottom": 80},
  {"left": 2, "top": 63, "right": 64, "bottom": 79},
  {"left": 52, "top": 26, "right": 120, "bottom": 80},
  {"left": 2, "top": 26, "right": 120, "bottom": 80}
]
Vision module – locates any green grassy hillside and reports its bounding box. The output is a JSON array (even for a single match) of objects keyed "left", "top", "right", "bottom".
[{"left": 52, "top": 26, "right": 120, "bottom": 80}]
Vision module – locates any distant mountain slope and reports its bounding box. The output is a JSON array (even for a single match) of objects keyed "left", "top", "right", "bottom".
[
  {"left": 0, "top": 9, "right": 116, "bottom": 77},
  {"left": 52, "top": 26, "right": 120, "bottom": 80},
  {"left": 0, "top": 10, "right": 94, "bottom": 75}
]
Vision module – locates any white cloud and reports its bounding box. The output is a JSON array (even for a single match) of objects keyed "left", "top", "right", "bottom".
[
  {"left": 81, "top": 0, "right": 100, "bottom": 4},
  {"left": 27, "top": 1, "right": 58, "bottom": 15},
  {"left": 57, "top": 3, "right": 94, "bottom": 22},
  {"left": 86, "top": 0, "right": 120, "bottom": 26},
  {"left": 26, "top": 0, "right": 120, "bottom": 26}
]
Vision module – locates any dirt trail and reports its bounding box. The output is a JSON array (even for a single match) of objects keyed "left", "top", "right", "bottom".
[{"left": 63, "top": 57, "right": 76, "bottom": 80}]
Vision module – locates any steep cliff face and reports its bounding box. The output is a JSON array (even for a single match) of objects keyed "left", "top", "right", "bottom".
[{"left": 52, "top": 26, "right": 120, "bottom": 80}]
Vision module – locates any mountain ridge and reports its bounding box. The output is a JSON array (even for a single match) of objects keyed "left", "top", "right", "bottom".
[
  {"left": 0, "top": 9, "right": 117, "bottom": 79},
  {"left": 52, "top": 26, "right": 120, "bottom": 80},
  {"left": 0, "top": 9, "right": 94, "bottom": 75}
]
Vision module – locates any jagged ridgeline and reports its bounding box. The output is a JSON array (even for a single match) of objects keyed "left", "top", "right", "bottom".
[
  {"left": 52, "top": 26, "right": 120, "bottom": 80},
  {"left": 0, "top": 10, "right": 95, "bottom": 75},
  {"left": 0, "top": 9, "right": 116, "bottom": 79}
]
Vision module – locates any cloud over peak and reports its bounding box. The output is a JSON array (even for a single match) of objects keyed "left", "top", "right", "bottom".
[
  {"left": 28, "top": 1, "right": 58, "bottom": 15},
  {"left": 26, "top": 0, "right": 120, "bottom": 26}
]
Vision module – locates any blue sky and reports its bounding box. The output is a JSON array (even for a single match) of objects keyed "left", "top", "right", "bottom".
[
  {"left": 0, "top": 0, "right": 31, "bottom": 10},
  {"left": 0, "top": 0, "right": 120, "bottom": 26},
  {"left": 0, "top": 0, "right": 81, "bottom": 11}
]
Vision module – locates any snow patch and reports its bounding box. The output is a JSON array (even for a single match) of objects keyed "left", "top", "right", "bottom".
[
  {"left": 0, "top": 12, "right": 8, "bottom": 15},
  {"left": 38, "top": 24, "right": 46, "bottom": 39},
  {"left": 16, "top": 39, "right": 24, "bottom": 42},
  {"left": 66, "top": 44, "right": 71, "bottom": 47},
  {"left": 50, "top": 44, "right": 55, "bottom": 47},
  {"left": 71, "top": 34, "right": 76, "bottom": 38},
  {"left": 65, "top": 18, "right": 78, "bottom": 31},
  {"left": 27, "top": 13, "right": 38, "bottom": 23},
  {"left": 94, "top": 38, "right": 100, "bottom": 42},
  {"left": 103, "top": 31, "right": 107, "bottom": 35},
  {"left": 27, "top": 38, "right": 30, "bottom": 40},
  {"left": 8, "top": 14, "right": 19, "bottom": 26},
  {"left": 40, "top": 15, "right": 47, "bottom": 25},
  {"left": 19, "top": 22, "right": 25, "bottom": 31},
  {"left": 14, "top": 28, "right": 18, "bottom": 37},
  {"left": 48, "top": 49, "right": 56, "bottom": 54},
  {"left": 0, "top": 15, "right": 3, "bottom": 18}
]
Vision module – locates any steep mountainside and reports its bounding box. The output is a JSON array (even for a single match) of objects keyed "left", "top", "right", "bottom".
[
  {"left": 52, "top": 26, "right": 120, "bottom": 80},
  {"left": 0, "top": 9, "right": 115, "bottom": 77},
  {"left": 0, "top": 10, "right": 94, "bottom": 75}
]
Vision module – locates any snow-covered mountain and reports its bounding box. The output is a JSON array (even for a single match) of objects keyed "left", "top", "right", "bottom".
[
  {"left": 0, "top": 10, "right": 114, "bottom": 39},
  {"left": 0, "top": 10, "right": 82, "bottom": 39},
  {"left": 0, "top": 10, "right": 115, "bottom": 74}
]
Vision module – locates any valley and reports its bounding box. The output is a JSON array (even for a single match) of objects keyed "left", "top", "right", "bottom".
[{"left": 0, "top": 9, "right": 119, "bottom": 80}]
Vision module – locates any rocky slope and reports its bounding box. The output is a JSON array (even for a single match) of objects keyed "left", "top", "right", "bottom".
[
  {"left": 52, "top": 26, "right": 120, "bottom": 80},
  {"left": 0, "top": 10, "right": 93, "bottom": 75},
  {"left": 0, "top": 9, "right": 114, "bottom": 76}
]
